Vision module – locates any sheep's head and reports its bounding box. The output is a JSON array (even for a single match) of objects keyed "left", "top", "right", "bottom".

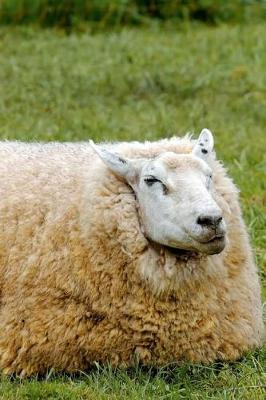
[{"left": 90, "top": 129, "right": 226, "bottom": 256}]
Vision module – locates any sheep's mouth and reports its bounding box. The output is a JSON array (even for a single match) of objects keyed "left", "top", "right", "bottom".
[
  {"left": 162, "top": 235, "right": 225, "bottom": 257},
  {"left": 198, "top": 234, "right": 225, "bottom": 244},
  {"left": 196, "top": 234, "right": 226, "bottom": 255}
]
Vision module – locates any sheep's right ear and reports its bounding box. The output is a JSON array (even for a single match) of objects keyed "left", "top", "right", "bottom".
[
  {"left": 192, "top": 129, "right": 214, "bottom": 161},
  {"left": 89, "top": 140, "right": 140, "bottom": 184}
]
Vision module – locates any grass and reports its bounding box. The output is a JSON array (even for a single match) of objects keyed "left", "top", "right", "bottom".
[
  {"left": 0, "top": 23, "right": 265, "bottom": 399},
  {"left": 0, "top": 352, "right": 265, "bottom": 400}
]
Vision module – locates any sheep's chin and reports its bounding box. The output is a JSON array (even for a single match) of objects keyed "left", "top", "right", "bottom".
[
  {"left": 163, "top": 245, "right": 198, "bottom": 258},
  {"left": 159, "top": 235, "right": 226, "bottom": 257},
  {"left": 164, "top": 241, "right": 225, "bottom": 257},
  {"left": 148, "top": 241, "right": 201, "bottom": 261}
]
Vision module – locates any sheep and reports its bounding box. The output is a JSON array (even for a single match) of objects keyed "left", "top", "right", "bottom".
[{"left": 0, "top": 129, "right": 264, "bottom": 377}]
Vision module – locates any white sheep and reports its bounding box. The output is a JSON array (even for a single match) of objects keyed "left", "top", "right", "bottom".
[{"left": 0, "top": 129, "right": 264, "bottom": 376}]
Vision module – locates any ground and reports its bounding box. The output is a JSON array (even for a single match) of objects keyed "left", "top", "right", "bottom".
[{"left": 0, "top": 23, "right": 265, "bottom": 399}]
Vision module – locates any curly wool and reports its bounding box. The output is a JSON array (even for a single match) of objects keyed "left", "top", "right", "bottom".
[{"left": 0, "top": 137, "right": 264, "bottom": 376}]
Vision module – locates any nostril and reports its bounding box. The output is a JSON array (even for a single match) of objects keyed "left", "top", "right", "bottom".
[
  {"left": 197, "top": 215, "right": 223, "bottom": 227},
  {"left": 197, "top": 215, "right": 214, "bottom": 226}
]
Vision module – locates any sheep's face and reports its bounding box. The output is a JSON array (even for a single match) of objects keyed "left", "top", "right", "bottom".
[
  {"left": 134, "top": 151, "right": 226, "bottom": 255},
  {"left": 90, "top": 129, "right": 226, "bottom": 256}
]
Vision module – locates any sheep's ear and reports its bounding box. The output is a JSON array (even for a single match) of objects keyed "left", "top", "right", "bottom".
[
  {"left": 89, "top": 140, "right": 139, "bottom": 183},
  {"left": 192, "top": 129, "right": 214, "bottom": 160}
]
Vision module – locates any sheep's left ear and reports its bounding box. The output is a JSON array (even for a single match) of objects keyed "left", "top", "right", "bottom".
[
  {"left": 192, "top": 128, "right": 214, "bottom": 160},
  {"left": 89, "top": 140, "right": 131, "bottom": 177},
  {"left": 89, "top": 140, "right": 141, "bottom": 187}
]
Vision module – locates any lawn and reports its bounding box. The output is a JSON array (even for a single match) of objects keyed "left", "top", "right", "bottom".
[{"left": 0, "top": 23, "right": 265, "bottom": 399}]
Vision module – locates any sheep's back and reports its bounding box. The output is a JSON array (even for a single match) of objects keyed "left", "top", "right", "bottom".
[{"left": 0, "top": 142, "right": 94, "bottom": 285}]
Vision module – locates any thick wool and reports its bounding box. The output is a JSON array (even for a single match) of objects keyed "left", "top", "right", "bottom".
[{"left": 0, "top": 138, "right": 264, "bottom": 376}]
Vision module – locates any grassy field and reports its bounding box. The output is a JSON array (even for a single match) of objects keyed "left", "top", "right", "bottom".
[{"left": 0, "top": 23, "right": 265, "bottom": 399}]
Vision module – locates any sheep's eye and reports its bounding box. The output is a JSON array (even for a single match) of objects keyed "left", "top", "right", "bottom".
[
  {"left": 144, "top": 176, "right": 160, "bottom": 186},
  {"left": 144, "top": 176, "right": 168, "bottom": 195}
]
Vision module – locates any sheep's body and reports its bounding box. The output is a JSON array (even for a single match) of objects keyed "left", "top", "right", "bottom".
[{"left": 0, "top": 138, "right": 264, "bottom": 376}]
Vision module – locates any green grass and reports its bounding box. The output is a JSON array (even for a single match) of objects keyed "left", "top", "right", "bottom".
[
  {"left": 0, "top": 351, "right": 266, "bottom": 400},
  {"left": 0, "top": 23, "right": 265, "bottom": 399}
]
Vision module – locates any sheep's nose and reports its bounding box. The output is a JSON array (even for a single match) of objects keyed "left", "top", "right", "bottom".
[{"left": 197, "top": 214, "right": 223, "bottom": 228}]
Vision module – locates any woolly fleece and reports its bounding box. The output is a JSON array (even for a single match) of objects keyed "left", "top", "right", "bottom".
[{"left": 0, "top": 137, "right": 264, "bottom": 376}]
